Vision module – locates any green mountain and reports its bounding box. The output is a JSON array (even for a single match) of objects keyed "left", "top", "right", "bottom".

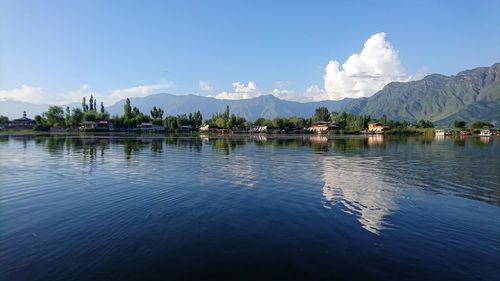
[
  {"left": 106, "top": 94, "right": 352, "bottom": 121},
  {"left": 343, "top": 63, "right": 500, "bottom": 126}
]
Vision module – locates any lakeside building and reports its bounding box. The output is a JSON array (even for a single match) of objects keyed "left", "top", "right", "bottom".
[
  {"left": 435, "top": 129, "right": 452, "bottom": 136},
  {"left": 366, "top": 122, "right": 390, "bottom": 134},
  {"left": 200, "top": 124, "right": 218, "bottom": 133},
  {"left": 9, "top": 111, "right": 35, "bottom": 129},
  {"left": 180, "top": 125, "right": 192, "bottom": 133},
  {"left": 249, "top": 126, "right": 268, "bottom": 133},
  {"left": 138, "top": 122, "right": 165, "bottom": 132},
  {"left": 81, "top": 121, "right": 97, "bottom": 130},
  {"left": 479, "top": 129, "right": 492, "bottom": 136},
  {"left": 307, "top": 121, "right": 339, "bottom": 134}
]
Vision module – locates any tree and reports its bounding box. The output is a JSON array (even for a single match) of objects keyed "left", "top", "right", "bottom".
[
  {"left": 44, "top": 106, "right": 65, "bottom": 127},
  {"left": 82, "top": 97, "right": 87, "bottom": 112},
  {"left": 223, "top": 105, "right": 230, "bottom": 125},
  {"left": 100, "top": 102, "right": 105, "bottom": 114},
  {"left": 0, "top": 115, "right": 9, "bottom": 124},
  {"left": 415, "top": 119, "right": 434, "bottom": 128},
  {"left": 193, "top": 110, "right": 203, "bottom": 128},
  {"left": 453, "top": 120, "right": 466, "bottom": 129},
  {"left": 470, "top": 121, "right": 494, "bottom": 129},
  {"left": 33, "top": 114, "right": 50, "bottom": 131},
  {"left": 254, "top": 118, "right": 268, "bottom": 126},
  {"left": 71, "top": 108, "right": 84, "bottom": 126},
  {"left": 124, "top": 98, "right": 132, "bottom": 126},
  {"left": 65, "top": 106, "right": 71, "bottom": 127},
  {"left": 289, "top": 116, "right": 306, "bottom": 129},
  {"left": 165, "top": 116, "right": 178, "bottom": 131},
  {"left": 150, "top": 107, "right": 164, "bottom": 125},
  {"left": 93, "top": 99, "right": 97, "bottom": 112},
  {"left": 89, "top": 95, "right": 94, "bottom": 111},
  {"left": 313, "top": 107, "right": 330, "bottom": 122},
  {"left": 83, "top": 111, "right": 97, "bottom": 122}
]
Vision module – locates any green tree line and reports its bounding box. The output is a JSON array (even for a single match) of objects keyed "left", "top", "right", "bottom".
[{"left": 25, "top": 96, "right": 496, "bottom": 133}]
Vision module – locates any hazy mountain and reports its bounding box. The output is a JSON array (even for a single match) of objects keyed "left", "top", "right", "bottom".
[
  {"left": 343, "top": 63, "right": 500, "bottom": 125},
  {"left": 0, "top": 101, "right": 79, "bottom": 120},
  {"left": 0, "top": 101, "right": 53, "bottom": 120},
  {"left": 106, "top": 94, "right": 352, "bottom": 121}
]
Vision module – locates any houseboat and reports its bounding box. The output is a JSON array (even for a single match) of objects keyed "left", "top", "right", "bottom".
[
  {"left": 80, "top": 121, "right": 97, "bottom": 130},
  {"left": 435, "top": 129, "right": 451, "bottom": 136},
  {"left": 307, "top": 121, "right": 339, "bottom": 134},
  {"left": 361, "top": 123, "right": 390, "bottom": 134},
  {"left": 460, "top": 130, "right": 471, "bottom": 136},
  {"left": 479, "top": 129, "right": 492, "bottom": 136},
  {"left": 138, "top": 122, "right": 165, "bottom": 132}
]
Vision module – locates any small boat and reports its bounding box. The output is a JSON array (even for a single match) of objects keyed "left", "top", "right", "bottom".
[
  {"left": 435, "top": 129, "right": 451, "bottom": 136},
  {"left": 479, "top": 129, "right": 492, "bottom": 136},
  {"left": 460, "top": 130, "right": 471, "bottom": 136}
]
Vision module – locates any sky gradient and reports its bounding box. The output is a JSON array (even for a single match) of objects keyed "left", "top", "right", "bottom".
[{"left": 1, "top": 0, "right": 499, "bottom": 104}]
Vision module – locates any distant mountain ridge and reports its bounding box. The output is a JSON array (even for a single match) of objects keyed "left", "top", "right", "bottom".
[
  {"left": 106, "top": 94, "right": 352, "bottom": 121},
  {"left": 1, "top": 63, "right": 498, "bottom": 125},
  {"left": 343, "top": 63, "right": 500, "bottom": 125}
]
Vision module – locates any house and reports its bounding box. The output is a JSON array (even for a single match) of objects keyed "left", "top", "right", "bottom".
[
  {"left": 307, "top": 121, "right": 339, "bottom": 134},
  {"left": 250, "top": 126, "right": 268, "bottom": 133},
  {"left": 95, "top": 120, "right": 111, "bottom": 132},
  {"left": 200, "top": 124, "right": 219, "bottom": 133},
  {"left": 180, "top": 125, "right": 192, "bottom": 133},
  {"left": 138, "top": 122, "right": 165, "bottom": 132},
  {"left": 9, "top": 111, "right": 35, "bottom": 129},
  {"left": 80, "top": 121, "right": 97, "bottom": 130},
  {"left": 367, "top": 122, "right": 390, "bottom": 133},
  {"left": 479, "top": 129, "right": 492, "bottom": 136}
]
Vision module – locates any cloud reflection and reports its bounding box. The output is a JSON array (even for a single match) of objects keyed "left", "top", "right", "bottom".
[{"left": 320, "top": 155, "right": 398, "bottom": 234}]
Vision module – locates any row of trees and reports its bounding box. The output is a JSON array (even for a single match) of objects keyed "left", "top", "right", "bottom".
[
  {"left": 453, "top": 120, "right": 494, "bottom": 129},
  {"left": 33, "top": 95, "right": 110, "bottom": 130},
  {"left": 25, "top": 96, "right": 495, "bottom": 133}
]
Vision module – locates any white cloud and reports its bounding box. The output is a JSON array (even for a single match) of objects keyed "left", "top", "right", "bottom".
[
  {"left": 271, "top": 88, "right": 300, "bottom": 101},
  {"left": 215, "top": 81, "right": 262, "bottom": 100},
  {"left": 0, "top": 85, "right": 45, "bottom": 103},
  {"left": 198, "top": 80, "right": 214, "bottom": 93},
  {"left": 58, "top": 84, "right": 100, "bottom": 105},
  {"left": 0, "top": 82, "right": 174, "bottom": 106},
  {"left": 107, "top": 82, "right": 174, "bottom": 104},
  {"left": 306, "top": 32, "right": 414, "bottom": 101},
  {"left": 276, "top": 80, "right": 290, "bottom": 88}
]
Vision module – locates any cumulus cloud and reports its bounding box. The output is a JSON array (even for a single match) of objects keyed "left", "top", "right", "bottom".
[
  {"left": 107, "top": 82, "right": 174, "bottom": 104},
  {"left": 306, "top": 32, "right": 414, "bottom": 101},
  {"left": 0, "top": 85, "right": 45, "bottom": 103},
  {"left": 215, "top": 81, "right": 262, "bottom": 99},
  {"left": 198, "top": 80, "right": 214, "bottom": 93}
]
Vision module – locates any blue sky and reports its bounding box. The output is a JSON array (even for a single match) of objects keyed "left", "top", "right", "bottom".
[{"left": 0, "top": 0, "right": 499, "bottom": 104}]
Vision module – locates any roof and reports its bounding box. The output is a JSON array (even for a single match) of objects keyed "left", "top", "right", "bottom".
[{"left": 12, "top": 117, "right": 35, "bottom": 122}]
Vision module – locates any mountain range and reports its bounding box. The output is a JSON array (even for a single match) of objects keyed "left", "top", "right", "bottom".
[{"left": 1, "top": 63, "right": 498, "bottom": 126}]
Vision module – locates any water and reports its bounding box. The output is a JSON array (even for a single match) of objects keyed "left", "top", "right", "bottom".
[{"left": 0, "top": 135, "right": 499, "bottom": 281}]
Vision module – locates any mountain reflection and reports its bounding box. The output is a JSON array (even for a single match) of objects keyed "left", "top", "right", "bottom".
[{"left": 320, "top": 155, "right": 397, "bottom": 234}]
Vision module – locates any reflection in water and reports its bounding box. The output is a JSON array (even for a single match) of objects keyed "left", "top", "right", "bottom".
[
  {"left": 1, "top": 134, "right": 499, "bottom": 281},
  {"left": 321, "top": 155, "right": 397, "bottom": 234},
  {"left": 367, "top": 135, "right": 384, "bottom": 146},
  {"left": 479, "top": 136, "right": 491, "bottom": 144},
  {"left": 309, "top": 135, "right": 328, "bottom": 144}
]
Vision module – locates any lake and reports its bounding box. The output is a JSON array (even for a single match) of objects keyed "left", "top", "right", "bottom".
[{"left": 0, "top": 135, "right": 499, "bottom": 281}]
